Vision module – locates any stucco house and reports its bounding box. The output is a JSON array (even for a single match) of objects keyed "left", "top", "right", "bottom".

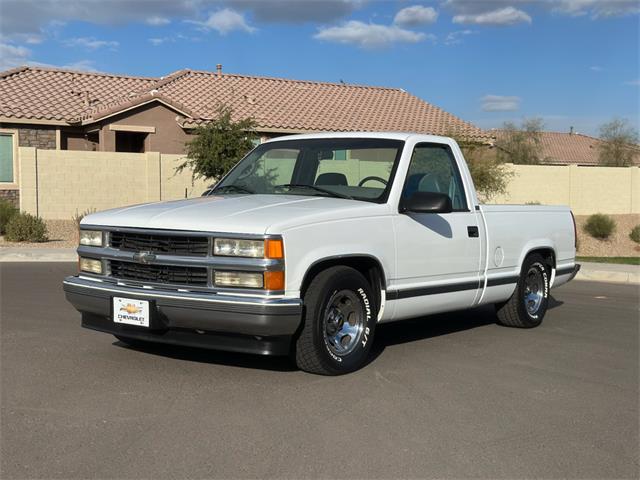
[
  {"left": 0, "top": 65, "right": 489, "bottom": 204},
  {"left": 492, "top": 129, "right": 640, "bottom": 166}
]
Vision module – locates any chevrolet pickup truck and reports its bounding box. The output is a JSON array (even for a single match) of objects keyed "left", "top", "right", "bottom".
[{"left": 63, "top": 132, "right": 579, "bottom": 375}]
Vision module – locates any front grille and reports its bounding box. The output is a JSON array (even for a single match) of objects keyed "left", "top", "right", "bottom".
[
  {"left": 109, "top": 260, "right": 208, "bottom": 286},
  {"left": 110, "top": 231, "right": 209, "bottom": 257}
]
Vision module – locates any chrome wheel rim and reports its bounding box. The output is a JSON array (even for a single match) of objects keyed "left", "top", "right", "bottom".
[
  {"left": 523, "top": 266, "right": 544, "bottom": 315},
  {"left": 323, "top": 290, "right": 365, "bottom": 356}
]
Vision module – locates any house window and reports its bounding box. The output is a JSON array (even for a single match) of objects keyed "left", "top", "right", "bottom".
[
  {"left": 0, "top": 133, "right": 15, "bottom": 183},
  {"left": 334, "top": 150, "right": 347, "bottom": 160},
  {"left": 115, "top": 131, "right": 147, "bottom": 153}
]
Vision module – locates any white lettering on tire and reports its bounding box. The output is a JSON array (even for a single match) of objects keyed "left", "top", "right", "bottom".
[{"left": 358, "top": 288, "right": 371, "bottom": 348}]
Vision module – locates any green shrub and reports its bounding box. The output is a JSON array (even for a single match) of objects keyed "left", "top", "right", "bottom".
[
  {"left": 0, "top": 199, "right": 18, "bottom": 234},
  {"left": 630, "top": 225, "right": 640, "bottom": 244},
  {"left": 5, "top": 213, "right": 48, "bottom": 242},
  {"left": 583, "top": 213, "right": 616, "bottom": 240}
]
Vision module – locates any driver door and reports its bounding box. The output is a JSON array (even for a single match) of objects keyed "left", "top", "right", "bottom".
[{"left": 391, "top": 143, "right": 482, "bottom": 319}]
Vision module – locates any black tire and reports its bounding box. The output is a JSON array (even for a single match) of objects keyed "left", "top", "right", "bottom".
[
  {"left": 294, "top": 266, "right": 377, "bottom": 375},
  {"left": 496, "top": 253, "right": 550, "bottom": 328}
]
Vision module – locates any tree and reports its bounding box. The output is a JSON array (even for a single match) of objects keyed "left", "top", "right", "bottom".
[
  {"left": 449, "top": 133, "right": 514, "bottom": 202},
  {"left": 598, "top": 118, "right": 639, "bottom": 167},
  {"left": 176, "top": 105, "right": 258, "bottom": 181},
  {"left": 495, "top": 117, "right": 545, "bottom": 165}
]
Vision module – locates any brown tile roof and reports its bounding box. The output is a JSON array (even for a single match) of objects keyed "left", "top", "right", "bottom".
[
  {"left": 494, "top": 130, "right": 640, "bottom": 166},
  {"left": 537, "top": 131, "right": 603, "bottom": 165},
  {"left": 0, "top": 66, "right": 489, "bottom": 140},
  {"left": 0, "top": 66, "right": 155, "bottom": 122}
]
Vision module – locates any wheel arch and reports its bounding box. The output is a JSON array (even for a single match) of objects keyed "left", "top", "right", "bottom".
[
  {"left": 521, "top": 246, "right": 556, "bottom": 274},
  {"left": 300, "top": 254, "right": 387, "bottom": 314}
]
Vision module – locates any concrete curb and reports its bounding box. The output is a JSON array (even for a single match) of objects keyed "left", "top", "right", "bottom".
[
  {"left": 574, "top": 262, "right": 639, "bottom": 285},
  {"left": 1, "top": 249, "right": 638, "bottom": 285}
]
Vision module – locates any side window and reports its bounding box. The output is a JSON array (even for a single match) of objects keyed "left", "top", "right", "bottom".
[
  {"left": 0, "top": 133, "right": 15, "bottom": 183},
  {"left": 402, "top": 144, "right": 467, "bottom": 211}
]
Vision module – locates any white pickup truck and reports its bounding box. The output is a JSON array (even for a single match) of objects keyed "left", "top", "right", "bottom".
[{"left": 64, "top": 132, "right": 579, "bottom": 375}]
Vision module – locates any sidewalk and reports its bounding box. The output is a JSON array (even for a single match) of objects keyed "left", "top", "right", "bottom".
[
  {"left": 0, "top": 247, "right": 637, "bottom": 285},
  {"left": 0, "top": 247, "right": 77, "bottom": 263},
  {"left": 575, "top": 261, "right": 639, "bottom": 285}
]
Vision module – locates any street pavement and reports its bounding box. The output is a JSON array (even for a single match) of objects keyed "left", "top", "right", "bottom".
[{"left": 1, "top": 263, "right": 638, "bottom": 479}]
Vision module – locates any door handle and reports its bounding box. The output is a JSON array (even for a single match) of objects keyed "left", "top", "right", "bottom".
[{"left": 467, "top": 226, "right": 479, "bottom": 238}]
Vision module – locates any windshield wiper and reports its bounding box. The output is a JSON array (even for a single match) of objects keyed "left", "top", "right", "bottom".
[
  {"left": 212, "top": 184, "right": 255, "bottom": 195},
  {"left": 276, "top": 184, "right": 353, "bottom": 200}
]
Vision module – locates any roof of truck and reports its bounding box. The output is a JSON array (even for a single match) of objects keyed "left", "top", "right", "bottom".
[{"left": 264, "top": 131, "right": 453, "bottom": 143}]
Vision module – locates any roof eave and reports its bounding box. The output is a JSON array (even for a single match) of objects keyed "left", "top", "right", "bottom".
[
  {"left": 75, "top": 96, "right": 194, "bottom": 126},
  {"left": 0, "top": 116, "right": 70, "bottom": 126}
]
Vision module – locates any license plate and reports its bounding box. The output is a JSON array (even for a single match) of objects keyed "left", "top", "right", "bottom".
[{"left": 113, "top": 297, "right": 150, "bottom": 327}]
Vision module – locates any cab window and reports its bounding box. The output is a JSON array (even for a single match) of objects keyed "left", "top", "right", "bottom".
[{"left": 402, "top": 143, "right": 467, "bottom": 211}]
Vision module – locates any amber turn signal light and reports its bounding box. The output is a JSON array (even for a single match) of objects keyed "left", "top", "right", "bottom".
[
  {"left": 265, "top": 239, "right": 284, "bottom": 259},
  {"left": 264, "top": 271, "right": 285, "bottom": 290}
]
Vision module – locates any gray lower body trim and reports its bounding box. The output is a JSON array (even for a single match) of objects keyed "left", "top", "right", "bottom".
[
  {"left": 387, "top": 275, "right": 520, "bottom": 300},
  {"left": 63, "top": 276, "right": 303, "bottom": 339}
]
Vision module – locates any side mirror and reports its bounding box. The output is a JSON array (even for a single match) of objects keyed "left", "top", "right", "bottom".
[{"left": 400, "top": 192, "right": 453, "bottom": 214}]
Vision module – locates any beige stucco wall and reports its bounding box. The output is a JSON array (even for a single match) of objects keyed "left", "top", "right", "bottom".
[
  {"left": 18, "top": 148, "right": 207, "bottom": 219},
  {"left": 160, "top": 154, "right": 209, "bottom": 200},
  {"left": 17, "top": 148, "right": 640, "bottom": 219},
  {"left": 490, "top": 164, "right": 639, "bottom": 215}
]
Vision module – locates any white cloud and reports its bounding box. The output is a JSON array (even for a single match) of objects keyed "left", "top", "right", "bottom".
[
  {"left": 454, "top": 6, "right": 532, "bottom": 26},
  {"left": 589, "top": 65, "right": 603, "bottom": 72},
  {"left": 445, "top": 0, "right": 638, "bottom": 22},
  {"left": 0, "top": 0, "right": 365, "bottom": 40},
  {"left": 394, "top": 5, "right": 438, "bottom": 27},
  {"left": 314, "top": 21, "right": 428, "bottom": 49},
  {"left": 63, "top": 37, "right": 119, "bottom": 50},
  {"left": 58, "top": 59, "right": 99, "bottom": 72},
  {"left": 232, "top": 0, "right": 364, "bottom": 23},
  {"left": 625, "top": 79, "right": 640, "bottom": 86},
  {"left": 0, "top": 42, "right": 32, "bottom": 70},
  {"left": 148, "top": 38, "right": 166, "bottom": 46},
  {"left": 444, "top": 29, "right": 475, "bottom": 45},
  {"left": 553, "top": 0, "right": 640, "bottom": 18},
  {"left": 146, "top": 16, "right": 170, "bottom": 26},
  {"left": 192, "top": 8, "right": 256, "bottom": 35},
  {"left": 0, "top": 42, "right": 99, "bottom": 72},
  {"left": 481, "top": 95, "right": 521, "bottom": 112}
]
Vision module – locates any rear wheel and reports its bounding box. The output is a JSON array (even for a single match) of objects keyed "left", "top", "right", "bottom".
[
  {"left": 295, "top": 266, "right": 377, "bottom": 375},
  {"left": 496, "top": 253, "right": 550, "bottom": 328}
]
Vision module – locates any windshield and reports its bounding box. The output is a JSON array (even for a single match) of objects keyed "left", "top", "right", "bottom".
[{"left": 212, "top": 138, "right": 404, "bottom": 203}]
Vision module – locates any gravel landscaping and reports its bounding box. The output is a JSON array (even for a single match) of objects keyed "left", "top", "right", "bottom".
[
  {"left": 575, "top": 214, "right": 640, "bottom": 257},
  {"left": 0, "top": 220, "right": 77, "bottom": 249}
]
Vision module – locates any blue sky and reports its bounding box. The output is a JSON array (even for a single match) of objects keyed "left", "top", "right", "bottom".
[{"left": 1, "top": 0, "right": 638, "bottom": 136}]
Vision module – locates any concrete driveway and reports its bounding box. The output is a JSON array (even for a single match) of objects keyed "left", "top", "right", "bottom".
[{"left": 1, "top": 263, "right": 638, "bottom": 479}]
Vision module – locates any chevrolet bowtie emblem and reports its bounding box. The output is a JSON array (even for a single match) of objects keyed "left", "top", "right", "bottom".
[
  {"left": 120, "top": 303, "right": 141, "bottom": 314},
  {"left": 133, "top": 251, "right": 156, "bottom": 264}
]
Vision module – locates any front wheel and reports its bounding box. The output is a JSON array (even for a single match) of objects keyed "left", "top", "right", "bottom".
[
  {"left": 495, "top": 253, "right": 550, "bottom": 328},
  {"left": 294, "top": 266, "right": 377, "bottom": 375}
]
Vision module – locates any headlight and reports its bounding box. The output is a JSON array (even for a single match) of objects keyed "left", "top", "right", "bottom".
[
  {"left": 214, "top": 238, "right": 264, "bottom": 258},
  {"left": 79, "top": 230, "right": 103, "bottom": 247},
  {"left": 79, "top": 257, "right": 103, "bottom": 274},
  {"left": 214, "top": 271, "right": 264, "bottom": 288}
]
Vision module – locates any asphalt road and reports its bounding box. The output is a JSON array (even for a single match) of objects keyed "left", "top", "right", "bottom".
[{"left": 1, "top": 263, "right": 638, "bottom": 479}]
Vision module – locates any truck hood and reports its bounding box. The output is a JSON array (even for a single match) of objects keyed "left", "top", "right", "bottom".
[{"left": 82, "top": 194, "right": 386, "bottom": 234}]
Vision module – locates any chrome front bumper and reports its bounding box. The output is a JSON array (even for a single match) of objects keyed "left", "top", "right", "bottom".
[{"left": 63, "top": 276, "right": 303, "bottom": 355}]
